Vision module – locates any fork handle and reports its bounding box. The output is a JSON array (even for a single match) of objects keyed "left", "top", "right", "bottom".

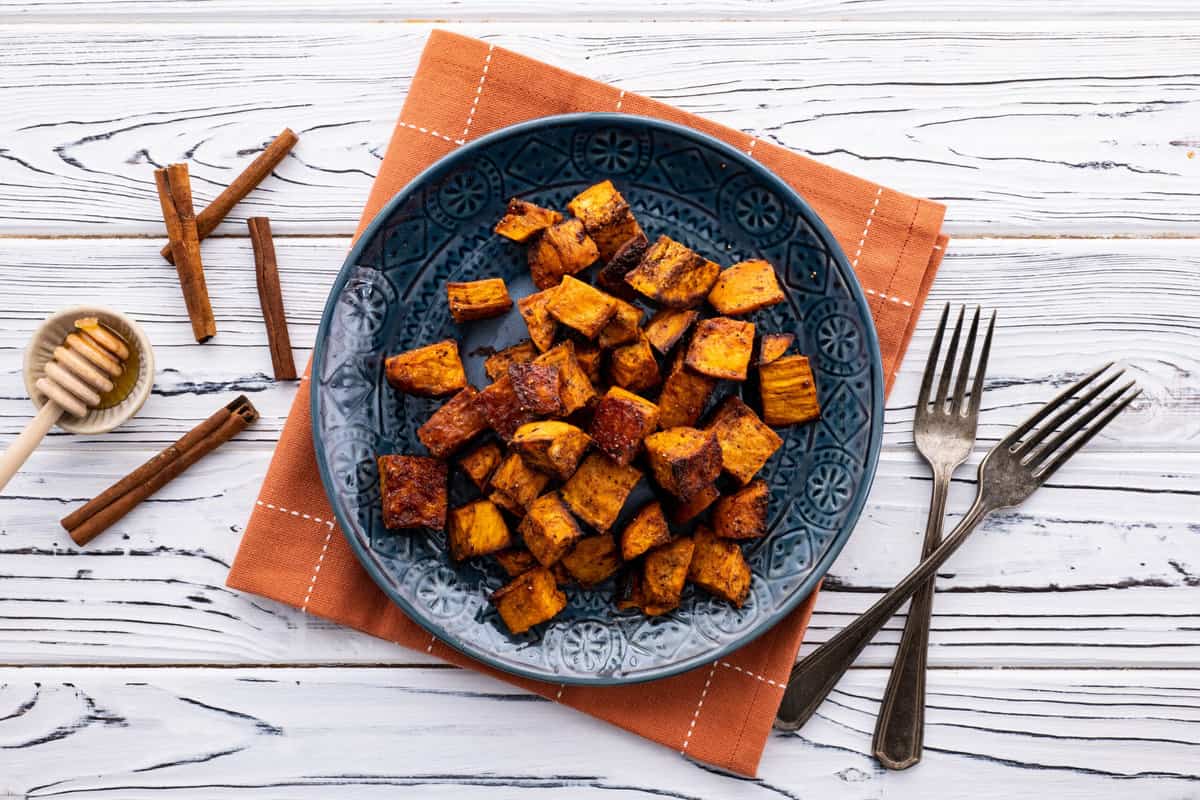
[
  {"left": 871, "top": 468, "right": 952, "bottom": 769},
  {"left": 774, "top": 497, "right": 992, "bottom": 732}
]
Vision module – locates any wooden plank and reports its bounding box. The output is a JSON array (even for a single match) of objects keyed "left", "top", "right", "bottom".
[
  {"left": 0, "top": 666, "right": 1196, "bottom": 796},
  {"left": 0, "top": 23, "right": 1197, "bottom": 236},
  {"left": 1, "top": 236, "right": 1194, "bottom": 451}
]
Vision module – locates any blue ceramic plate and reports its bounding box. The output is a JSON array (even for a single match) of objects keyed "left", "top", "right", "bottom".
[{"left": 312, "top": 113, "right": 883, "bottom": 685}]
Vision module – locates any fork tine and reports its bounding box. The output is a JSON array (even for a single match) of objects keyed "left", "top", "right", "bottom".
[
  {"left": 1027, "top": 379, "right": 1135, "bottom": 466},
  {"left": 968, "top": 311, "right": 996, "bottom": 416},
  {"left": 1034, "top": 387, "right": 1142, "bottom": 479},
  {"left": 1000, "top": 362, "right": 1114, "bottom": 448},
  {"left": 951, "top": 307, "right": 981, "bottom": 415},
  {"left": 935, "top": 306, "right": 965, "bottom": 410},
  {"left": 918, "top": 304, "right": 950, "bottom": 408},
  {"left": 1018, "top": 370, "right": 1125, "bottom": 457}
]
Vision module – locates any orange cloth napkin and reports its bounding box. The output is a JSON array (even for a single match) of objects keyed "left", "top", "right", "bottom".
[{"left": 228, "top": 30, "right": 948, "bottom": 777}]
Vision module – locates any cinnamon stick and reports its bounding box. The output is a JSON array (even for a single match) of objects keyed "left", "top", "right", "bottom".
[
  {"left": 156, "top": 163, "right": 217, "bottom": 343},
  {"left": 61, "top": 396, "right": 259, "bottom": 546},
  {"left": 159, "top": 128, "right": 299, "bottom": 263},
  {"left": 247, "top": 217, "right": 298, "bottom": 381}
]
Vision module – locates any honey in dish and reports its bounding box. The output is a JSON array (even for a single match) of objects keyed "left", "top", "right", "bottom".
[{"left": 74, "top": 318, "right": 138, "bottom": 409}]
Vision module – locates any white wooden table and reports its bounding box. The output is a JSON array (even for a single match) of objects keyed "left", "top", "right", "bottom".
[{"left": 1, "top": 4, "right": 1198, "bottom": 797}]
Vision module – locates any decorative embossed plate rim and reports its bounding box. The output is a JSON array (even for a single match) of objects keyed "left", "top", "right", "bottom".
[{"left": 311, "top": 113, "right": 884, "bottom": 685}]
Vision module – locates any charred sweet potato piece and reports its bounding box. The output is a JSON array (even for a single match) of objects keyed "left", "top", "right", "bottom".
[
  {"left": 706, "top": 396, "right": 783, "bottom": 484},
  {"left": 644, "top": 308, "right": 698, "bottom": 354},
  {"left": 624, "top": 235, "right": 719, "bottom": 309},
  {"left": 598, "top": 298, "right": 643, "bottom": 350},
  {"left": 517, "top": 289, "right": 559, "bottom": 353},
  {"left": 488, "top": 452, "right": 551, "bottom": 515},
  {"left": 494, "top": 198, "right": 562, "bottom": 243},
  {"left": 510, "top": 420, "right": 592, "bottom": 481},
  {"left": 620, "top": 501, "right": 671, "bottom": 561},
  {"left": 567, "top": 180, "right": 644, "bottom": 261},
  {"left": 447, "top": 278, "right": 513, "bottom": 322},
  {"left": 595, "top": 232, "right": 648, "bottom": 301},
  {"left": 448, "top": 499, "right": 512, "bottom": 561},
  {"left": 667, "top": 483, "right": 719, "bottom": 525},
  {"left": 615, "top": 571, "right": 678, "bottom": 616},
  {"left": 418, "top": 386, "right": 489, "bottom": 458},
  {"left": 379, "top": 455, "right": 447, "bottom": 530},
  {"left": 713, "top": 479, "right": 768, "bottom": 540},
  {"left": 759, "top": 355, "right": 821, "bottom": 426},
  {"left": 688, "top": 525, "right": 751, "bottom": 606},
  {"left": 508, "top": 362, "right": 564, "bottom": 417},
  {"left": 534, "top": 342, "right": 597, "bottom": 415},
  {"left": 528, "top": 218, "right": 599, "bottom": 290},
  {"left": 642, "top": 536, "right": 695, "bottom": 608},
  {"left": 573, "top": 344, "right": 603, "bottom": 385},
  {"left": 656, "top": 351, "right": 716, "bottom": 430},
  {"left": 608, "top": 336, "right": 661, "bottom": 394},
  {"left": 477, "top": 376, "right": 536, "bottom": 441},
  {"left": 545, "top": 275, "right": 619, "bottom": 339},
  {"left": 561, "top": 534, "right": 622, "bottom": 587},
  {"left": 707, "top": 259, "right": 785, "bottom": 316},
  {"left": 589, "top": 386, "right": 659, "bottom": 466},
  {"left": 757, "top": 333, "right": 794, "bottom": 365},
  {"left": 645, "top": 427, "right": 722, "bottom": 500},
  {"left": 685, "top": 317, "right": 755, "bottom": 380},
  {"left": 385, "top": 339, "right": 467, "bottom": 398},
  {"left": 491, "top": 566, "right": 567, "bottom": 634},
  {"left": 458, "top": 441, "right": 503, "bottom": 491},
  {"left": 561, "top": 453, "right": 643, "bottom": 532},
  {"left": 494, "top": 547, "right": 538, "bottom": 577},
  {"left": 484, "top": 340, "right": 538, "bottom": 381},
  {"left": 519, "top": 491, "right": 585, "bottom": 567}
]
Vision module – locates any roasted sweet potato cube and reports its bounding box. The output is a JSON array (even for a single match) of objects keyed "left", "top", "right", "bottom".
[
  {"left": 759, "top": 355, "right": 821, "bottom": 426},
  {"left": 615, "top": 571, "right": 677, "bottom": 616},
  {"left": 385, "top": 339, "right": 467, "bottom": 398},
  {"left": 644, "top": 308, "right": 699, "bottom": 354},
  {"left": 574, "top": 344, "right": 603, "bottom": 385},
  {"left": 484, "top": 340, "right": 538, "bottom": 381},
  {"left": 545, "top": 275, "right": 619, "bottom": 339},
  {"left": 689, "top": 525, "right": 751, "bottom": 606},
  {"left": 598, "top": 298, "right": 643, "bottom": 349},
  {"left": 491, "top": 566, "right": 567, "bottom": 634},
  {"left": 534, "top": 342, "right": 597, "bottom": 414},
  {"left": 494, "top": 198, "right": 562, "bottom": 242},
  {"left": 527, "top": 218, "right": 599, "bottom": 289},
  {"left": 706, "top": 396, "right": 783, "bottom": 484},
  {"left": 757, "top": 333, "right": 794, "bottom": 365},
  {"left": 685, "top": 317, "right": 755, "bottom": 380},
  {"left": 447, "top": 278, "right": 513, "bottom": 322},
  {"left": 589, "top": 386, "right": 659, "bottom": 466},
  {"left": 379, "top": 455, "right": 447, "bottom": 530},
  {"left": 561, "top": 534, "right": 622, "bottom": 587},
  {"left": 642, "top": 536, "right": 695, "bottom": 607},
  {"left": 517, "top": 289, "right": 558, "bottom": 353},
  {"left": 494, "top": 547, "right": 539, "bottom": 577},
  {"left": 458, "top": 441, "right": 503, "bottom": 491},
  {"left": 477, "top": 376, "right": 536, "bottom": 441},
  {"left": 519, "top": 492, "right": 585, "bottom": 566},
  {"left": 510, "top": 420, "right": 592, "bottom": 481},
  {"left": 418, "top": 386, "right": 489, "bottom": 458},
  {"left": 508, "top": 362, "right": 564, "bottom": 416},
  {"left": 595, "top": 233, "right": 648, "bottom": 301},
  {"left": 561, "top": 453, "right": 643, "bottom": 532},
  {"left": 567, "top": 180, "right": 644, "bottom": 261},
  {"left": 620, "top": 501, "right": 671, "bottom": 560},
  {"left": 608, "top": 336, "right": 661, "bottom": 393},
  {"left": 449, "top": 499, "right": 512, "bottom": 561},
  {"left": 667, "top": 483, "right": 720, "bottom": 524},
  {"left": 624, "top": 235, "right": 719, "bottom": 309},
  {"left": 656, "top": 353, "right": 716, "bottom": 429},
  {"left": 644, "top": 427, "right": 722, "bottom": 500},
  {"left": 707, "top": 259, "right": 785, "bottom": 316},
  {"left": 713, "top": 479, "right": 768, "bottom": 540},
  {"left": 488, "top": 452, "right": 550, "bottom": 515}
]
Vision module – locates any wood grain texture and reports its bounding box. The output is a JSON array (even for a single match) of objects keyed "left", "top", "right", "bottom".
[
  {"left": 0, "top": 667, "right": 1196, "bottom": 797},
  {"left": 0, "top": 23, "right": 1197, "bottom": 236}
]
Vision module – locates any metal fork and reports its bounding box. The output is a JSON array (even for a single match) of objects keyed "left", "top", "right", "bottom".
[
  {"left": 775, "top": 363, "right": 1141, "bottom": 732},
  {"left": 872, "top": 305, "right": 994, "bottom": 770}
]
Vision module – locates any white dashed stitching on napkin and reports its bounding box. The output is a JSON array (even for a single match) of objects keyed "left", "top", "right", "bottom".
[
  {"left": 680, "top": 661, "right": 718, "bottom": 754},
  {"left": 399, "top": 121, "right": 466, "bottom": 145},
  {"left": 719, "top": 661, "right": 783, "bottom": 688},
  {"left": 851, "top": 187, "right": 884, "bottom": 269},
  {"left": 462, "top": 44, "right": 495, "bottom": 139}
]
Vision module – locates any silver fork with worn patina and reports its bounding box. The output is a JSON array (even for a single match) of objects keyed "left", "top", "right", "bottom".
[
  {"left": 775, "top": 362, "right": 1140, "bottom": 734},
  {"left": 871, "top": 304, "right": 994, "bottom": 770}
]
